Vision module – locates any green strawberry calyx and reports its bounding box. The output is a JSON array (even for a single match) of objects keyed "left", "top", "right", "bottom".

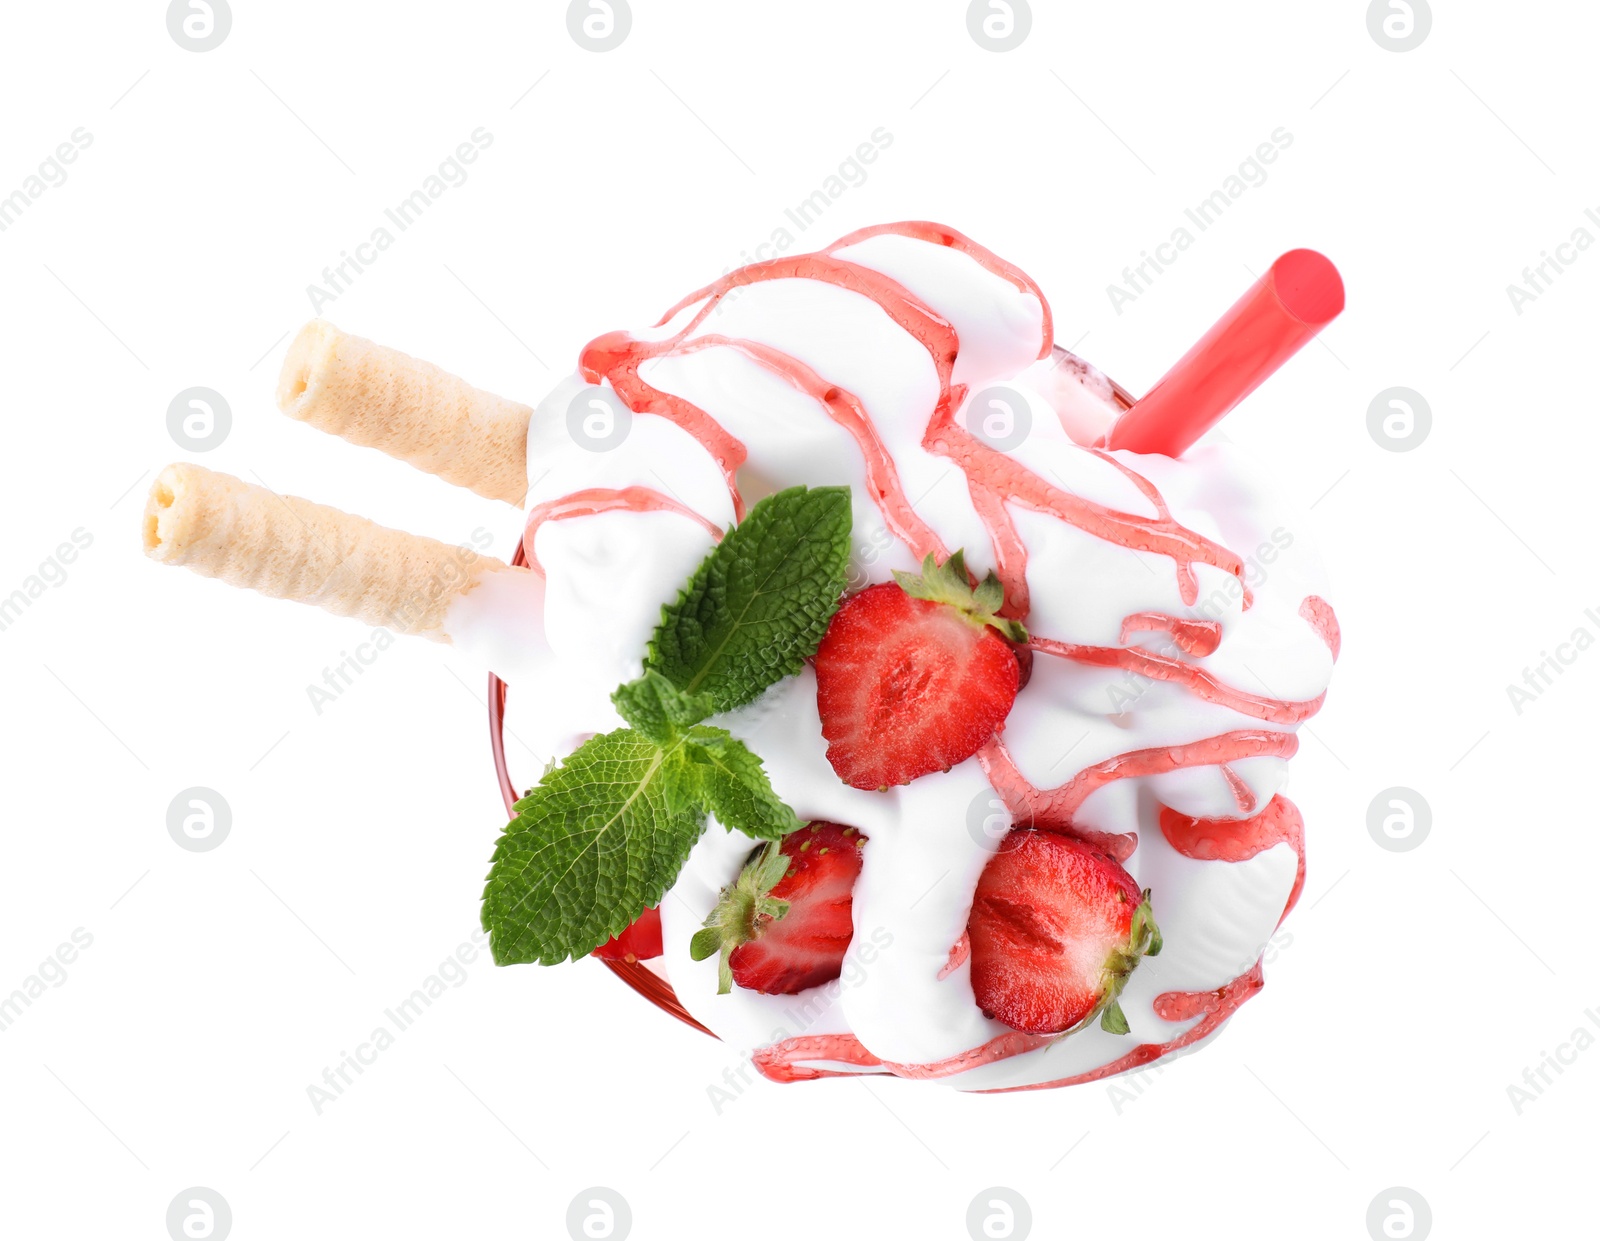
[
  {"left": 1063, "top": 887, "right": 1163, "bottom": 1039},
  {"left": 688, "top": 842, "right": 791, "bottom": 995},
  {"left": 892, "top": 549, "right": 1028, "bottom": 643}
]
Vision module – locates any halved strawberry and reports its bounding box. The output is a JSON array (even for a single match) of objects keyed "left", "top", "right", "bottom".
[
  {"left": 591, "top": 906, "right": 663, "bottom": 963},
  {"left": 815, "top": 550, "right": 1025, "bottom": 790},
  {"left": 690, "top": 823, "right": 865, "bottom": 995},
  {"left": 967, "top": 831, "right": 1161, "bottom": 1035}
]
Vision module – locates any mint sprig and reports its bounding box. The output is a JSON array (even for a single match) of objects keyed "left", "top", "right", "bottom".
[{"left": 481, "top": 486, "right": 851, "bottom": 966}]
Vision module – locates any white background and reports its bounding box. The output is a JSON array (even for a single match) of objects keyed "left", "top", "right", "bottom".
[{"left": 1, "top": 1, "right": 1594, "bottom": 1237}]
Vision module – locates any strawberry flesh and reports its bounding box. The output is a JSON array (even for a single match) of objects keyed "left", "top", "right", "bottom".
[
  {"left": 815, "top": 583, "right": 1019, "bottom": 789},
  {"left": 591, "top": 905, "right": 663, "bottom": 962},
  {"left": 729, "top": 823, "right": 865, "bottom": 994},
  {"left": 967, "top": 831, "right": 1146, "bottom": 1035}
]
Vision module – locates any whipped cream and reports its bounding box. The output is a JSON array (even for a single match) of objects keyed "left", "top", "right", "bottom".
[{"left": 450, "top": 223, "right": 1337, "bottom": 1091}]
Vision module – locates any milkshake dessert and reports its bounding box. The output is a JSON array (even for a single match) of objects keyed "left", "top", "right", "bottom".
[{"left": 144, "top": 222, "right": 1342, "bottom": 1092}]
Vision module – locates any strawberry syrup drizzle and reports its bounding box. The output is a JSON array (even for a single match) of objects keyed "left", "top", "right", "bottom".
[
  {"left": 977, "top": 962, "right": 1266, "bottom": 1092},
  {"left": 1218, "top": 766, "right": 1258, "bottom": 814},
  {"left": 1300, "top": 594, "right": 1342, "bottom": 660},
  {"left": 1095, "top": 446, "right": 1253, "bottom": 608},
  {"left": 749, "top": 963, "right": 1268, "bottom": 1088},
  {"left": 973, "top": 728, "right": 1300, "bottom": 866},
  {"left": 1120, "top": 611, "right": 1223, "bottom": 657},
  {"left": 824, "top": 219, "right": 1055, "bottom": 358},
  {"left": 1028, "top": 636, "right": 1325, "bottom": 726},
  {"left": 1161, "top": 794, "right": 1306, "bottom": 926},
  {"left": 667, "top": 334, "right": 950, "bottom": 561},
  {"left": 1025, "top": 728, "right": 1299, "bottom": 821},
  {"left": 748, "top": 1030, "right": 1048, "bottom": 1085},
  {"left": 976, "top": 738, "right": 1139, "bottom": 863},
  {"left": 521, "top": 486, "right": 722, "bottom": 576},
  {"left": 591, "top": 249, "right": 957, "bottom": 528},
  {"left": 579, "top": 333, "right": 751, "bottom": 520},
  {"left": 882, "top": 1031, "right": 1054, "bottom": 1080},
  {"left": 750, "top": 1034, "right": 886, "bottom": 1082},
  {"left": 937, "top": 932, "right": 971, "bottom": 981},
  {"left": 965, "top": 482, "right": 1032, "bottom": 618},
  {"left": 924, "top": 425, "right": 1247, "bottom": 609}
]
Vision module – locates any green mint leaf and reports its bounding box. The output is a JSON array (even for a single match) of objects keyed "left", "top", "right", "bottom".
[
  {"left": 672, "top": 725, "right": 801, "bottom": 840},
  {"left": 645, "top": 485, "right": 852, "bottom": 713},
  {"left": 480, "top": 729, "right": 705, "bottom": 965},
  {"left": 612, "top": 669, "right": 715, "bottom": 745}
]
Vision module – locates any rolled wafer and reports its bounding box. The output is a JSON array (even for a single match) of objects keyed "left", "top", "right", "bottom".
[
  {"left": 143, "top": 463, "right": 504, "bottom": 638},
  {"left": 276, "top": 320, "right": 533, "bottom": 505}
]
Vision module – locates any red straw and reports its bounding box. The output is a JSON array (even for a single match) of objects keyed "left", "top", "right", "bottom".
[{"left": 1104, "top": 250, "right": 1344, "bottom": 457}]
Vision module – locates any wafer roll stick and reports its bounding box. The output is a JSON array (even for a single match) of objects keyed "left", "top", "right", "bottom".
[
  {"left": 276, "top": 320, "right": 533, "bottom": 505},
  {"left": 143, "top": 463, "right": 504, "bottom": 638}
]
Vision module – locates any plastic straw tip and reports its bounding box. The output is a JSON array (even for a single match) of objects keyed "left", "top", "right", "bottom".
[{"left": 1269, "top": 250, "right": 1344, "bottom": 328}]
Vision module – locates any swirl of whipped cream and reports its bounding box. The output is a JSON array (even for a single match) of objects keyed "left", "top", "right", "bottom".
[{"left": 458, "top": 223, "right": 1337, "bottom": 1091}]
